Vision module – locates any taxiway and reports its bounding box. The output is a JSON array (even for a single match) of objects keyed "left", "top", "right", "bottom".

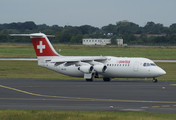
[{"left": 0, "top": 78, "right": 176, "bottom": 113}]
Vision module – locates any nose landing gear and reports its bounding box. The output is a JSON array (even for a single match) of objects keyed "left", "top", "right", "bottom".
[{"left": 152, "top": 77, "right": 158, "bottom": 83}]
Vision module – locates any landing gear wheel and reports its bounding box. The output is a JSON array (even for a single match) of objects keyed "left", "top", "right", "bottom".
[
  {"left": 86, "top": 78, "right": 93, "bottom": 82},
  {"left": 86, "top": 73, "right": 94, "bottom": 82},
  {"left": 103, "top": 78, "right": 111, "bottom": 82},
  {"left": 152, "top": 78, "right": 158, "bottom": 83}
]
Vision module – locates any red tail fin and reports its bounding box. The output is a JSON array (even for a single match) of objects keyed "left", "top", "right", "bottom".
[
  {"left": 10, "top": 33, "right": 60, "bottom": 57},
  {"left": 31, "top": 36, "right": 59, "bottom": 57}
]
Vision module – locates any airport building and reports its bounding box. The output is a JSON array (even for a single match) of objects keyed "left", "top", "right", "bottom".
[
  {"left": 82, "top": 39, "right": 111, "bottom": 45},
  {"left": 82, "top": 38, "right": 123, "bottom": 45},
  {"left": 117, "top": 39, "right": 123, "bottom": 45}
]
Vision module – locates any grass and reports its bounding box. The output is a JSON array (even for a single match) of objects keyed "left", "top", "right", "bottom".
[
  {"left": 0, "top": 61, "right": 72, "bottom": 79},
  {"left": 0, "top": 44, "right": 35, "bottom": 58},
  {"left": 154, "top": 62, "right": 175, "bottom": 81},
  {"left": 0, "top": 44, "right": 176, "bottom": 119},
  {"left": 0, "top": 110, "right": 175, "bottom": 120},
  {"left": 1, "top": 44, "right": 176, "bottom": 59},
  {"left": 0, "top": 61, "right": 174, "bottom": 81}
]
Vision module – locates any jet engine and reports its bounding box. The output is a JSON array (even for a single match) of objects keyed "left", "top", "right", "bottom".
[
  {"left": 94, "top": 64, "right": 107, "bottom": 73},
  {"left": 78, "top": 65, "right": 94, "bottom": 73}
]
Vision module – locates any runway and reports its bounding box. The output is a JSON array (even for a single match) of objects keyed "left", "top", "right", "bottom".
[{"left": 0, "top": 78, "right": 176, "bottom": 113}]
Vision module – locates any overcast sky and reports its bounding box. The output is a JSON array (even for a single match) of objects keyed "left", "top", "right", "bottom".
[{"left": 0, "top": 0, "right": 176, "bottom": 28}]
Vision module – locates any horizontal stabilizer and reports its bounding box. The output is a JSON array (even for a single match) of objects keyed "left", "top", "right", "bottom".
[{"left": 9, "top": 33, "right": 55, "bottom": 38}]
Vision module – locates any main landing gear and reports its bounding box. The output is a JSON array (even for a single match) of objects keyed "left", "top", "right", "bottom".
[
  {"left": 86, "top": 78, "right": 111, "bottom": 82},
  {"left": 103, "top": 78, "right": 111, "bottom": 82},
  {"left": 86, "top": 73, "right": 94, "bottom": 82},
  {"left": 152, "top": 77, "right": 158, "bottom": 83},
  {"left": 86, "top": 78, "right": 93, "bottom": 82}
]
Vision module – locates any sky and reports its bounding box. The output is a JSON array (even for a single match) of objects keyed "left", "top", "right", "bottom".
[{"left": 0, "top": 0, "right": 176, "bottom": 28}]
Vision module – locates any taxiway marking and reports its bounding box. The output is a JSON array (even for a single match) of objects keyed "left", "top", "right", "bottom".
[
  {"left": 1, "top": 84, "right": 176, "bottom": 104},
  {"left": 141, "top": 107, "right": 149, "bottom": 109},
  {"left": 162, "top": 105, "right": 170, "bottom": 107},
  {"left": 152, "top": 106, "right": 160, "bottom": 108},
  {"left": 141, "top": 105, "right": 176, "bottom": 109}
]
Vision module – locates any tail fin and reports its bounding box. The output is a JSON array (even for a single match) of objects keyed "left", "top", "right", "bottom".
[{"left": 10, "top": 33, "right": 60, "bottom": 58}]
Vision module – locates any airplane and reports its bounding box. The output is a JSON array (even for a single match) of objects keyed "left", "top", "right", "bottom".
[{"left": 10, "top": 33, "right": 166, "bottom": 83}]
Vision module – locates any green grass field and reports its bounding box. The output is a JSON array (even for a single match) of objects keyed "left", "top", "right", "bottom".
[
  {"left": 0, "top": 44, "right": 176, "bottom": 119},
  {"left": 1, "top": 44, "right": 176, "bottom": 59},
  {"left": 0, "top": 110, "right": 175, "bottom": 120}
]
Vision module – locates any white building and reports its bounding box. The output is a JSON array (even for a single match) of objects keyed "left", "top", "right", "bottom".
[
  {"left": 82, "top": 38, "right": 123, "bottom": 45},
  {"left": 117, "top": 39, "right": 123, "bottom": 45},
  {"left": 83, "top": 39, "right": 111, "bottom": 45}
]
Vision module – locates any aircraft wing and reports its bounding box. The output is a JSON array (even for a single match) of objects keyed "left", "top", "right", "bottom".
[
  {"left": 50, "top": 56, "right": 107, "bottom": 66},
  {"left": 51, "top": 56, "right": 107, "bottom": 63}
]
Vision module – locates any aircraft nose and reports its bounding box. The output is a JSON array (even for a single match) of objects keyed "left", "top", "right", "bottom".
[{"left": 158, "top": 68, "right": 166, "bottom": 76}]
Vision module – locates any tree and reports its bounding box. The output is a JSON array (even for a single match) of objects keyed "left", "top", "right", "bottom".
[
  {"left": 101, "top": 24, "right": 116, "bottom": 34},
  {"left": 111, "top": 35, "right": 117, "bottom": 45},
  {"left": 62, "top": 26, "right": 81, "bottom": 35},
  {"left": 170, "top": 23, "right": 176, "bottom": 34},
  {"left": 59, "top": 33, "right": 73, "bottom": 43},
  {"left": 0, "top": 34, "right": 8, "bottom": 42},
  {"left": 74, "top": 34, "right": 83, "bottom": 43},
  {"left": 1, "top": 21, "right": 176, "bottom": 44},
  {"left": 19, "top": 21, "right": 38, "bottom": 30},
  {"left": 128, "top": 34, "right": 136, "bottom": 43},
  {"left": 140, "top": 34, "right": 148, "bottom": 43},
  {"left": 143, "top": 21, "right": 163, "bottom": 34},
  {"left": 78, "top": 25, "right": 99, "bottom": 35},
  {"left": 115, "top": 20, "right": 139, "bottom": 35}
]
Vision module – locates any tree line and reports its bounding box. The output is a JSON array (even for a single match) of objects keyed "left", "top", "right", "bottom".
[{"left": 0, "top": 21, "right": 176, "bottom": 44}]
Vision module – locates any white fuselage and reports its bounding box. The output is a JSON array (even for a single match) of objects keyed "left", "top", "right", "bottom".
[
  {"left": 39, "top": 56, "right": 166, "bottom": 79},
  {"left": 10, "top": 33, "right": 166, "bottom": 82}
]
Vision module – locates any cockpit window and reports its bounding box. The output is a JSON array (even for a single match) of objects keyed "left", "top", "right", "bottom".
[
  {"left": 147, "top": 63, "right": 150, "bottom": 66},
  {"left": 143, "top": 63, "right": 146, "bottom": 66},
  {"left": 150, "top": 63, "right": 156, "bottom": 66}
]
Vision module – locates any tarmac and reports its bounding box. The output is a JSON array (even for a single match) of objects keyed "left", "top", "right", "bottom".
[{"left": 0, "top": 78, "right": 176, "bottom": 113}]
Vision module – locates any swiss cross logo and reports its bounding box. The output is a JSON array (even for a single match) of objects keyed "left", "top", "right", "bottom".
[
  {"left": 31, "top": 37, "right": 59, "bottom": 56},
  {"left": 37, "top": 41, "right": 45, "bottom": 53}
]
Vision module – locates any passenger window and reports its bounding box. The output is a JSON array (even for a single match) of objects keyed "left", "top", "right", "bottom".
[{"left": 107, "top": 64, "right": 109, "bottom": 66}]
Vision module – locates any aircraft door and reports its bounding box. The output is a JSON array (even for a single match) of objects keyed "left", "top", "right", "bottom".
[{"left": 133, "top": 61, "right": 139, "bottom": 72}]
